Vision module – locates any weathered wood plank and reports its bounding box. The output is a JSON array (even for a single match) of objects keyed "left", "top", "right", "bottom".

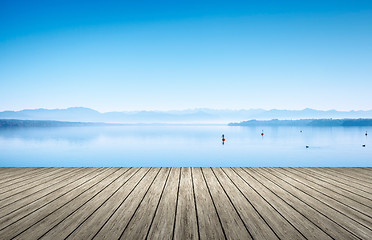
[
  {"left": 272, "top": 168, "right": 372, "bottom": 229},
  {"left": 0, "top": 168, "right": 75, "bottom": 196},
  {"left": 0, "top": 168, "right": 113, "bottom": 234},
  {"left": 223, "top": 167, "right": 304, "bottom": 239},
  {"left": 202, "top": 167, "right": 252, "bottom": 239},
  {"left": 173, "top": 167, "right": 198, "bottom": 240},
  {"left": 0, "top": 167, "right": 370, "bottom": 240},
  {"left": 0, "top": 168, "right": 83, "bottom": 199},
  {"left": 240, "top": 167, "right": 332, "bottom": 240},
  {"left": 0, "top": 168, "right": 121, "bottom": 239},
  {"left": 284, "top": 168, "right": 372, "bottom": 215},
  {"left": 39, "top": 168, "right": 139, "bottom": 239},
  {"left": 0, "top": 168, "right": 43, "bottom": 183},
  {"left": 192, "top": 167, "right": 225, "bottom": 240},
  {"left": 300, "top": 168, "right": 372, "bottom": 199},
  {"left": 252, "top": 168, "right": 358, "bottom": 239},
  {"left": 262, "top": 168, "right": 372, "bottom": 239},
  {"left": 213, "top": 168, "right": 278, "bottom": 239},
  {"left": 337, "top": 168, "right": 372, "bottom": 180},
  {"left": 65, "top": 168, "right": 149, "bottom": 240},
  {"left": 119, "top": 168, "right": 171, "bottom": 239},
  {"left": 0, "top": 168, "right": 52, "bottom": 187},
  {"left": 92, "top": 168, "right": 161, "bottom": 240},
  {"left": 320, "top": 168, "right": 372, "bottom": 187},
  {"left": 12, "top": 168, "right": 128, "bottom": 240},
  {"left": 146, "top": 167, "right": 180, "bottom": 240},
  {"left": 0, "top": 168, "right": 85, "bottom": 206},
  {"left": 0, "top": 168, "right": 101, "bottom": 219}
]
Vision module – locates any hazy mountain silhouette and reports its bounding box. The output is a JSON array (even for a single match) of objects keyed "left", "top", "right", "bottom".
[
  {"left": 229, "top": 118, "right": 372, "bottom": 127},
  {"left": 1, "top": 107, "right": 372, "bottom": 123}
]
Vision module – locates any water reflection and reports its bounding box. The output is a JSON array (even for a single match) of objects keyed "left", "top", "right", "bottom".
[{"left": 0, "top": 126, "right": 371, "bottom": 167}]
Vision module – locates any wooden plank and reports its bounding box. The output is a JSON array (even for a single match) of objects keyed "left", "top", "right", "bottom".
[
  {"left": 173, "top": 167, "right": 198, "bottom": 240},
  {"left": 284, "top": 168, "right": 372, "bottom": 215},
  {"left": 295, "top": 168, "right": 372, "bottom": 198},
  {"left": 0, "top": 168, "right": 100, "bottom": 219},
  {"left": 360, "top": 167, "right": 372, "bottom": 172},
  {"left": 0, "top": 167, "right": 12, "bottom": 173},
  {"left": 320, "top": 168, "right": 372, "bottom": 187},
  {"left": 252, "top": 168, "right": 358, "bottom": 240},
  {"left": 300, "top": 168, "right": 372, "bottom": 199},
  {"left": 223, "top": 167, "right": 304, "bottom": 239},
  {"left": 331, "top": 167, "right": 372, "bottom": 177},
  {"left": 0, "top": 168, "right": 76, "bottom": 196},
  {"left": 0, "top": 168, "right": 51, "bottom": 187},
  {"left": 0, "top": 168, "right": 110, "bottom": 233},
  {"left": 0, "top": 167, "right": 371, "bottom": 239},
  {"left": 192, "top": 167, "right": 225, "bottom": 240},
  {"left": 146, "top": 167, "right": 180, "bottom": 240},
  {"left": 92, "top": 168, "right": 161, "bottom": 240},
  {"left": 213, "top": 168, "right": 278, "bottom": 239},
  {"left": 261, "top": 168, "right": 372, "bottom": 239},
  {"left": 0, "top": 168, "right": 50, "bottom": 187},
  {"left": 0, "top": 168, "right": 78, "bottom": 199},
  {"left": 65, "top": 168, "right": 150, "bottom": 240},
  {"left": 119, "top": 168, "right": 171, "bottom": 239},
  {"left": 202, "top": 167, "right": 253, "bottom": 239},
  {"left": 272, "top": 168, "right": 372, "bottom": 229},
  {"left": 39, "top": 168, "right": 141, "bottom": 239},
  {"left": 0, "top": 168, "right": 41, "bottom": 182},
  {"left": 0, "top": 168, "right": 85, "bottom": 207},
  {"left": 0, "top": 168, "right": 120, "bottom": 239},
  {"left": 357, "top": 167, "right": 372, "bottom": 174},
  {"left": 240, "top": 167, "right": 332, "bottom": 240},
  {"left": 311, "top": 168, "right": 372, "bottom": 193},
  {"left": 12, "top": 168, "right": 129, "bottom": 240},
  {"left": 337, "top": 168, "right": 372, "bottom": 180}
]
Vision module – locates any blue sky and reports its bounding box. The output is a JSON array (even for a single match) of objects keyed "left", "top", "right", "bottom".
[{"left": 1, "top": 0, "right": 372, "bottom": 112}]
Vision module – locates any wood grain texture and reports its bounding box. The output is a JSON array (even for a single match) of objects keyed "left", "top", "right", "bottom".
[
  {"left": 241, "top": 167, "right": 332, "bottom": 240},
  {"left": 252, "top": 168, "right": 358, "bottom": 239},
  {"left": 0, "top": 167, "right": 370, "bottom": 240},
  {"left": 262, "top": 168, "right": 372, "bottom": 239},
  {"left": 192, "top": 167, "right": 225, "bottom": 240},
  {"left": 93, "top": 168, "right": 160, "bottom": 240},
  {"left": 66, "top": 167, "right": 149, "bottom": 240},
  {"left": 173, "top": 167, "right": 198, "bottom": 240},
  {"left": 146, "top": 167, "right": 180, "bottom": 240}
]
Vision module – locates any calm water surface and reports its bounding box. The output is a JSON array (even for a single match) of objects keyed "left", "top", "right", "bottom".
[{"left": 0, "top": 125, "right": 371, "bottom": 167}]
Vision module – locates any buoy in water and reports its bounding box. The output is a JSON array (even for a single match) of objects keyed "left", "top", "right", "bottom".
[
  {"left": 365, "top": 131, "right": 368, "bottom": 136},
  {"left": 306, "top": 145, "right": 309, "bottom": 148},
  {"left": 222, "top": 138, "right": 225, "bottom": 142},
  {"left": 261, "top": 133, "right": 264, "bottom": 136},
  {"left": 362, "top": 145, "right": 366, "bottom": 147}
]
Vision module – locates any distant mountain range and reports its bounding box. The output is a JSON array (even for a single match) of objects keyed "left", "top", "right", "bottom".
[
  {"left": 0, "top": 119, "right": 107, "bottom": 128},
  {"left": 229, "top": 119, "right": 372, "bottom": 127},
  {"left": 1, "top": 107, "right": 372, "bottom": 123}
]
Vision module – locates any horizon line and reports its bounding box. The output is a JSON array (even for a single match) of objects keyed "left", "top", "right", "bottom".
[{"left": 1, "top": 107, "right": 372, "bottom": 113}]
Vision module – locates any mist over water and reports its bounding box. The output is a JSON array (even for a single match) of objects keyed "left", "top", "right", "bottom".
[{"left": 0, "top": 125, "right": 371, "bottom": 167}]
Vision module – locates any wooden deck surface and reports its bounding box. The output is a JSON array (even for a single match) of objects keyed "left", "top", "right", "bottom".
[{"left": 0, "top": 167, "right": 371, "bottom": 239}]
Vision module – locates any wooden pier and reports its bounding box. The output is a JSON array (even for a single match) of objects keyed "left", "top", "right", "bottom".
[{"left": 0, "top": 167, "right": 371, "bottom": 239}]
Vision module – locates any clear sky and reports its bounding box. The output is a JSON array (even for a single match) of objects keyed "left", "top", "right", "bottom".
[{"left": 1, "top": 0, "right": 372, "bottom": 112}]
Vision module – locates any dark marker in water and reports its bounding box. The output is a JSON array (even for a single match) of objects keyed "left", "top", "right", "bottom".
[
  {"left": 306, "top": 145, "right": 309, "bottom": 148},
  {"left": 362, "top": 145, "right": 366, "bottom": 147}
]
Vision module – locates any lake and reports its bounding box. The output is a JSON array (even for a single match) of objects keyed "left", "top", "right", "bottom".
[{"left": 0, "top": 125, "right": 371, "bottom": 167}]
